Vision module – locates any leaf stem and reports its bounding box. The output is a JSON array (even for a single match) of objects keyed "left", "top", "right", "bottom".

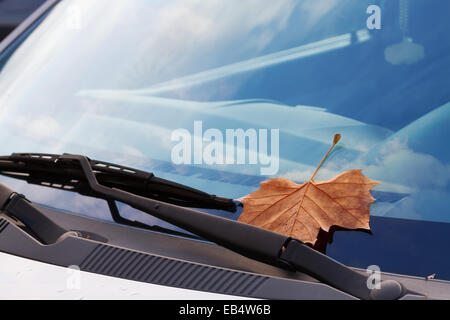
[{"left": 310, "top": 134, "right": 341, "bottom": 181}]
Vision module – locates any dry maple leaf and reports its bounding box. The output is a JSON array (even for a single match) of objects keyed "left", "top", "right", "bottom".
[{"left": 238, "top": 134, "right": 378, "bottom": 245}]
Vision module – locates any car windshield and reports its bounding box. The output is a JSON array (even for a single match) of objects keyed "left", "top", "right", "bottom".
[{"left": 0, "top": 0, "right": 449, "bottom": 279}]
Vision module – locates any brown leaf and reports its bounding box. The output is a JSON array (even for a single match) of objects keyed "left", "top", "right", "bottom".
[{"left": 238, "top": 134, "right": 378, "bottom": 246}]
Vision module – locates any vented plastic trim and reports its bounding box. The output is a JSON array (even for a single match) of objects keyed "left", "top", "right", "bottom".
[
  {"left": 80, "top": 244, "right": 268, "bottom": 296},
  {"left": 0, "top": 218, "right": 9, "bottom": 234}
]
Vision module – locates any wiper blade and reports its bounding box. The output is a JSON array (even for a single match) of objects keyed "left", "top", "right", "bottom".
[
  {"left": 0, "top": 153, "right": 412, "bottom": 299},
  {"left": 0, "top": 153, "right": 236, "bottom": 211}
]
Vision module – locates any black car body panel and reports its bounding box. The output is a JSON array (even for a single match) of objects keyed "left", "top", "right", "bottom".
[{"left": 0, "top": 0, "right": 46, "bottom": 40}]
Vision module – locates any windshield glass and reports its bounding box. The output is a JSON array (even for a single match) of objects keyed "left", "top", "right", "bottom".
[{"left": 0, "top": 0, "right": 449, "bottom": 279}]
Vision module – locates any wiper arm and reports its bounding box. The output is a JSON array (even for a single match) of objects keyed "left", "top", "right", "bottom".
[
  {"left": 0, "top": 153, "right": 411, "bottom": 299},
  {"left": 0, "top": 153, "right": 236, "bottom": 211}
]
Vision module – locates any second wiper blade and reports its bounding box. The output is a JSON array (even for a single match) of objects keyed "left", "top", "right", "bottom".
[{"left": 0, "top": 153, "right": 236, "bottom": 211}]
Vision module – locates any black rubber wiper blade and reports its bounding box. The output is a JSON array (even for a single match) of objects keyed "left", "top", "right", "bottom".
[{"left": 0, "top": 153, "right": 236, "bottom": 211}]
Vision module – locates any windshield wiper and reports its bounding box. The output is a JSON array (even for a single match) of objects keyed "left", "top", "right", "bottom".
[
  {"left": 0, "top": 153, "right": 236, "bottom": 211},
  {"left": 0, "top": 152, "right": 412, "bottom": 300}
]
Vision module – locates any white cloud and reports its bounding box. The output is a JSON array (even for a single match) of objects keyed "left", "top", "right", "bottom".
[
  {"left": 281, "top": 136, "right": 450, "bottom": 193},
  {"left": 385, "top": 38, "right": 425, "bottom": 65},
  {"left": 120, "top": 0, "right": 297, "bottom": 89},
  {"left": 156, "top": 0, "right": 296, "bottom": 43},
  {"left": 297, "top": 0, "right": 340, "bottom": 30},
  {"left": 6, "top": 115, "right": 62, "bottom": 143}
]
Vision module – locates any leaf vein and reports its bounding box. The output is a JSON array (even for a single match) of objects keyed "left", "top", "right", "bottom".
[{"left": 312, "top": 183, "right": 366, "bottom": 225}]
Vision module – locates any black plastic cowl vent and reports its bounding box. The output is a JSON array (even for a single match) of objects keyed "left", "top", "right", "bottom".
[
  {"left": 0, "top": 218, "right": 9, "bottom": 234},
  {"left": 80, "top": 244, "right": 268, "bottom": 297}
]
